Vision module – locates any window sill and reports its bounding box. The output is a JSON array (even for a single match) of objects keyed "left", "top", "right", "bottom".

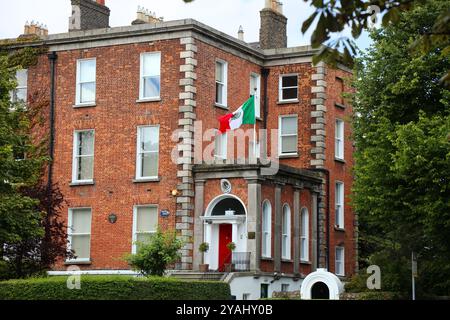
[
  {"left": 335, "top": 102, "right": 346, "bottom": 109},
  {"left": 73, "top": 103, "right": 96, "bottom": 108},
  {"left": 335, "top": 157, "right": 346, "bottom": 164},
  {"left": 334, "top": 226, "right": 345, "bottom": 232},
  {"left": 261, "top": 257, "right": 273, "bottom": 261},
  {"left": 133, "top": 177, "right": 161, "bottom": 183},
  {"left": 214, "top": 103, "right": 229, "bottom": 110},
  {"left": 281, "top": 258, "right": 293, "bottom": 263},
  {"left": 277, "top": 99, "right": 299, "bottom": 105},
  {"left": 65, "top": 260, "right": 92, "bottom": 265},
  {"left": 136, "top": 97, "right": 161, "bottom": 103},
  {"left": 278, "top": 153, "right": 299, "bottom": 159},
  {"left": 300, "top": 260, "right": 311, "bottom": 265},
  {"left": 70, "top": 181, "right": 95, "bottom": 187}
]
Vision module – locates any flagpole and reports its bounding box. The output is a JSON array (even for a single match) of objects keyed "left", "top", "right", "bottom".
[{"left": 253, "top": 89, "right": 257, "bottom": 160}]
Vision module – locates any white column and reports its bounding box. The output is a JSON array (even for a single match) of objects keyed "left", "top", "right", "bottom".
[
  {"left": 232, "top": 222, "right": 238, "bottom": 245},
  {"left": 204, "top": 222, "right": 212, "bottom": 266}
]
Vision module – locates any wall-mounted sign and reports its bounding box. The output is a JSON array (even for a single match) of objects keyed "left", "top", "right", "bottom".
[
  {"left": 108, "top": 213, "right": 117, "bottom": 224},
  {"left": 248, "top": 232, "right": 256, "bottom": 239},
  {"left": 160, "top": 210, "right": 170, "bottom": 217},
  {"left": 220, "top": 179, "right": 232, "bottom": 194}
]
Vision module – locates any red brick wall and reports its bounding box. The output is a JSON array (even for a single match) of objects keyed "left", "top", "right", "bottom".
[
  {"left": 264, "top": 64, "right": 315, "bottom": 167},
  {"left": 325, "top": 67, "right": 355, "bottom": 276},
  {"left": 27, "top": 40, "right": 184, "bottom": 269},
  {"left": 26, "top": 35, "right": 355, "bottom": 276}
]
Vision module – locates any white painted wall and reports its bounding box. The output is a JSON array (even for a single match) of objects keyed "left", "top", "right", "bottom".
[{"left": 229, "top": 275, "right": 304, "bottom": 300}]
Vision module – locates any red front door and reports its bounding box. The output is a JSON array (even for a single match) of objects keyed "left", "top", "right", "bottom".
[{"left": 218, "top": 224, "right": 232, "bottom": 271}]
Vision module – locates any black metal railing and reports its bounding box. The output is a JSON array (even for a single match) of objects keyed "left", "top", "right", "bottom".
[{"left": 231, "top": 251, "right": 251, "bottom": 272}]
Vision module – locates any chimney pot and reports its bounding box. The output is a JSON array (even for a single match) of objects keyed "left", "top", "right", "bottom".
[{"left": 238, "top": 25, "right": 244, "bottom": 41}]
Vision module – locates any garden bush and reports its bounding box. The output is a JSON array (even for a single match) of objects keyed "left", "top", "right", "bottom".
[{"left": 0, "top": 275, "right": 231, "bottom": 300}]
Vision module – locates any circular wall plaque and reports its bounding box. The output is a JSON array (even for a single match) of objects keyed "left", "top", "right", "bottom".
[
  {"left": 220, "top": 179, "right": 232, "bottom": 194},
  {"left": 108, "top": 213, "right": 117, "bottom": 224}
]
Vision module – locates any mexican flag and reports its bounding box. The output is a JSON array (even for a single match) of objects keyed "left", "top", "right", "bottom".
[{"left": 218, "top": 96, "right": 255, "bottom": 134}]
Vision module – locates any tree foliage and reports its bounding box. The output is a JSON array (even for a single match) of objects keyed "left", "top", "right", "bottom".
[
  {"left": 126, "top": 228, "right": 184, "bottom": 277},
  {"left": 352, "top": 0, "right": 450, "bottom": 296},
  {"left": 0, "top": 49, "right": 71, "bottom": 279}
]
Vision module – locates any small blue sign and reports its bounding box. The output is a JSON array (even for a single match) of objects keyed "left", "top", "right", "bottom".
[{"left": 160, "top": 210, "right": 170, "bottom": 217}]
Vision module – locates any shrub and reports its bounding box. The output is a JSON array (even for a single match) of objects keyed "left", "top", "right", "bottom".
[
  {"left": 125, "top": 228, "right": 183, "bottom": 276},
  {"left": 199, "top": 242, "right": 209, "bottom": 253},
  {"left": 344, "top": 273, "right": 370, "bottom": 293},
  {"left": 0, "top": 275, "right": 231, "bottom": 300}
]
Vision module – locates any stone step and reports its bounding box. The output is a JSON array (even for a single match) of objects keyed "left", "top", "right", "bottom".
[{"left": 168, "top": 271, "right": 226, "bottom": 281}]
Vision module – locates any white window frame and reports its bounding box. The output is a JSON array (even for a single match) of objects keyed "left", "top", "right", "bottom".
[
  {"left": 278, "top": 115, "right": 298, "bottom": 156},
  {"left": 282, "top": 204, "right": 291, "bottom": 260},
  {"left": 250, "top": 73, "right": 261, "bottom": 118},
  {"left": 10, "top": 69, "right": 28, "bottom": 103},
  {"left": 300, "top": 207, "right": 309, "bottom": 262},
  {"left": 214, "top": 131, "right": 227, "bottom": 160},
  {"left": 67, "top": 208, "right": 92, "bottom": 263},
  {"left": 281, "top": 284, "right": 290, "bottom": 292},
  {"left": 72, "top": 129, "right": 95, "bottom": 184},
  {"left": 279, "top": 73, "right": 298, "bottom": 102},
  {"left": 335, "top": 119, "right": 344, "bottom": 160},
  {"left": 335, "top": 246, "right": 345, "bottom": 276},
  {"left": 139, "top": 52, "right": 161, "bottom": 101},
  {"left": 335, "top": 181, "right": 345, "bottom": 229},
  {"left": 215, "top": 59, "right": 228, "bottom": 107},
  {"left": 75, "top": 58, "right": 96, "bottom": 106},
  {"left": 135, "top": 125, "right": 160, "bottom": 180},
  {"left": 132, "top": 205, "right": 158, "bottom": 254},
  {"left": 262, "top": 200, "right": 272, "bottom": 258}
]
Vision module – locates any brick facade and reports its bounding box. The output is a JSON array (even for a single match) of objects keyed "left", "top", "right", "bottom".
[{"left": 15, "top": 16, "right": 355, "bottom": 280}]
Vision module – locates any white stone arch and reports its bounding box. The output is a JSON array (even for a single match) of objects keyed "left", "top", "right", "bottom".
[
  {"left": 300, "top": 268, "right": 344, "bottom": 300},
  {"left": 202, "top": 194, "right": 248, "bottom": 270},
  {"left": 205, "top": 193, "right": 248, "bottom": 217}
]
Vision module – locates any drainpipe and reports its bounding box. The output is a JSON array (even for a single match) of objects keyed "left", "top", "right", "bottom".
[
  {"left": 47, "top": 52, "right": 57, "bottom": 193},
  {"left": 309, "top": 168, "right": 330, "bottom": 270},
  {"left": 261, "top": 68, "right": 269, "bottom": 129}
]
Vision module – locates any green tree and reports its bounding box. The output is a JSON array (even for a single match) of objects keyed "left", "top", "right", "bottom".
[
  {"left": 126, "top": 228, "right": 184, "bottom": 277},
  {"left": 0, "top": 49, "right": 71, "bottom": 279},
  {"left": 353, "top": 0, "right": 450, "bottom": 296}
]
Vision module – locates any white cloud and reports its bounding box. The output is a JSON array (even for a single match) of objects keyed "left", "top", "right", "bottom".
[{"left": 0, "top": 0, "right": 371, "bottom": 50}]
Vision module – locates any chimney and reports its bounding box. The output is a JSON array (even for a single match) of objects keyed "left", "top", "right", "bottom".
[
  {"left": 69, "top": 0, "right": 110, "bottom": 32},
  {"left": 259, "top": 0, "right": 287, "bottom": 49},
  {"left": 237, "top": 26, "right": 244, "bottom": 41},
  {"left": 19, "top": 20, "right": 48, "bottom": 39},
  {"left": 132, "top": 6, "right": 164, "bottom": 25}
]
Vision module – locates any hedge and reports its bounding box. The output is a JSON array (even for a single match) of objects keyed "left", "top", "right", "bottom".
[{"left": 0, "top": 275, "right": 231, "bottom": 300}]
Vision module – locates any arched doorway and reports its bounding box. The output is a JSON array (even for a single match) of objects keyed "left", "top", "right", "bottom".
[
  {"left": 300, "top": 268, "right": 344, "bottom": 300},
  {"left": 202, "top": 194, "right": 247, "bottom": 271},
  {"left": 311, "top": 282, "right": 330, "bottom": 299}
]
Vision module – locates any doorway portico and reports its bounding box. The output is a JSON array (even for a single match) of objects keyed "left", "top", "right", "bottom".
[{"left": 201, "top": 194, "right": 247, "bottom": 271}]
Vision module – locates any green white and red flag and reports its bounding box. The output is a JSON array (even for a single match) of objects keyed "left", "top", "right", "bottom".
[{"left": 218, "top": 95, "right": 256, "bottom": 134}]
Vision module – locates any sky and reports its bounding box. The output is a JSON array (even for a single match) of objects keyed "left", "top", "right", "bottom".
[{"left": 0, "top": 0, "right": 372, "bottom": 52}]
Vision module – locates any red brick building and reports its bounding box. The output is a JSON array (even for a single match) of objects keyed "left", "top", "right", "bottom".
[{"left": 7, "top": 0, "right": 356, "bottom": 299}]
